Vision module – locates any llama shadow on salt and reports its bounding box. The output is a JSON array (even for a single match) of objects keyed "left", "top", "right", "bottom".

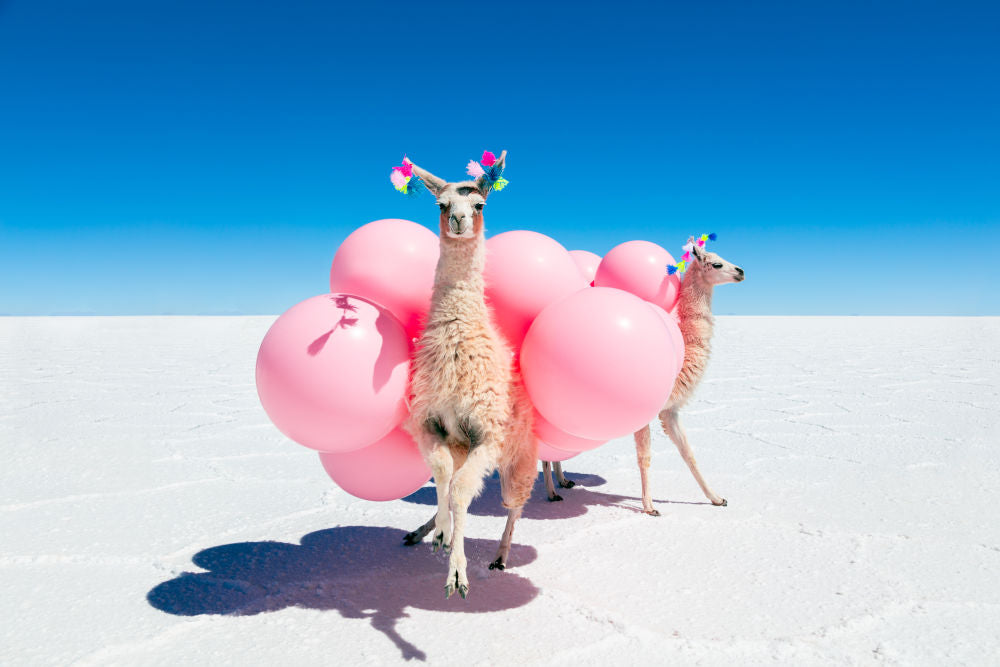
[
  {"left": 402, "top": 470, "right": 720, "bottom": 518},
  {"left": 402, "top": 470, "right": 619, "bottom": 520},
  {"left": 147, "top": 525, "right": 538, "bottom": 662}
]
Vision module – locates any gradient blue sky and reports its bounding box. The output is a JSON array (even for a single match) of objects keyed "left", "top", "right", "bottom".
[{"left": 1, "top": 0, "right": 997, "bottom": 315}]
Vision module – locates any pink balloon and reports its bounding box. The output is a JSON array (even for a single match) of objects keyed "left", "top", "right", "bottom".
[
  {"left": 594, "top": 240, "right": 682, "bottom": 312},
  {"left": 648, "top": 303, "right": 686, "bottom": 384},
  {"left": 329, "top": 219, "right": 439, "bottom": 339},
  {"left": 521, "top": 287, "right": 678, "bottom": 441},
  {"left": 256, "top": 293, "right": 411, "bottom": 453},
  {"left": 536, "top": 439, "right": 579, "bottom": 463},
  {"left": 319, "top": 428, "right": 432, "bottom": 501},
  {"left": 534, "top": 409, "right": 606, "bottom": 453},
  {"left": 569, "top": 249, "right": 602, "bottom": 286},
  {"left": 485, "top": 231, "right": 588, "bottom": 348}
]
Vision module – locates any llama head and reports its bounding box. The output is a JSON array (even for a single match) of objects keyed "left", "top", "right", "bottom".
[
  {"left": 688, "top": 236, "right": 745, "bottom": 285},
  {"left": 408, "top": 151, "right": 506, "bottom": 240}
]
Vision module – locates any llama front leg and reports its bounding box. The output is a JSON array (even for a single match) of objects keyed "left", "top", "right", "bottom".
[
  {"left": 410, "top": 444, "right": 455, "bottom": 551},
  {"left": 444, "top": 445, "right": 492, "bottom": 599},
  {"left": 634, "top": 424, "right": 659, "bottom": 516},
  {"left": 542, "top": 461, "right": 562, "bottom": 502},
  {"left": 553, "top": 461, "right": 575, "bottom": 488},
  {"left": 660, "top": 409, "right": 727, "bottom": 506}
]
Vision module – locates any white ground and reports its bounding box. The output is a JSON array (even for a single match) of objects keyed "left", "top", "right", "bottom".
[{"left": 2, "top": 316, "right": 998, "bottom": 666}]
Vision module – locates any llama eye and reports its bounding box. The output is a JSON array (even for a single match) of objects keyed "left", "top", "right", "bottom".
[
  {"left": 438, "top": 203, "right": 448, "bottom": 211},
  {"left": 712, "top": 263, "right": 723, "bottom": 269},
  {"left": 474, "top": 202, "right": 484, "bottom": 211}
]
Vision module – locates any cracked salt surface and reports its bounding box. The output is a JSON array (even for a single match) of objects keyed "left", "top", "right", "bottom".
[{"left": 1, "top": 316, "right": 998, "bottom": 665}]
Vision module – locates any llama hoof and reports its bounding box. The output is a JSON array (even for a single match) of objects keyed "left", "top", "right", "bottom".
[
  {"left": 559, "top": 479, "right": 576, "bottom": 489},
  {"left": 547, "top": 494, "right": 563, "bottom": 502},
  {"left": 432, "top": 532, "right": 450, "bottom": 553},
  {"left": 445, "top": 583, "right": 469, "bottom": 599},
  {"left": 644, "top": 508, "right": 661, "bottom": 517},
  {"left": 445, "top": 571, "right": 468, "bottom": 599},
  {"left": 714, "top": 498, "right": 728, "bottom": 507},
  {"left": 488, "top": 557, "right": 505, "bottom": 571},
  {"left": 402, "top": 531, "right": 422, "bottom": 546}
]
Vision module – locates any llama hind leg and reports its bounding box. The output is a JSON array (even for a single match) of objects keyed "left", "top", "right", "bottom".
[
  {"left": 444, "top": 445, "right": 492, "bottom": 599},
  {"left": 542, "top": 461, "right": 562, "bottom": 502},
  {"left": 490, "top": 507, "right": 523, "bottom": 571},
  {"left": 403, "top": 514, "right": 437, "bottom": 546},
  {"left": 660, "top": 409, "right": 727, "bottom": 506},
  {"left": 491, "top": 439, "right": 538, "bottom": 570},
  {"left": 553, "top": 461, "right": 575, "bottom": 488},
  {"left": 634, "top": 424, "right": 659, "bottom": 516}
]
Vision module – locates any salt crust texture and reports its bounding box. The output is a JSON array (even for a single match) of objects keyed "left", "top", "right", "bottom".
[{"left": 1, "top": 316, "right": 998, "bottom": 665}]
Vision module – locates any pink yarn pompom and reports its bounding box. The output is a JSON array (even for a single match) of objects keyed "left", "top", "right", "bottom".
[
  {"left": 681, "top": 251, "right": 691, "bottom": 261},
  {"left": 390, "top": 169, "right": 407, "bottom": 189},
  {"left": 697, "top": 239, "right": 705, "bottom": 247},
  {"left": 481, "top": 151, "right": 496, "bottom": 167},
  {"left": 466, "top": 160, "right": 485, "bottom": 178},
  {"left": 399, "top": 157, "right": 413, "bottom": 178}
]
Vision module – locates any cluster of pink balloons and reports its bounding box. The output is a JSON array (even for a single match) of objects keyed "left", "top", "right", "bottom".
[{"left": 256, "top": 219, "right": 686, "bottom": 502}]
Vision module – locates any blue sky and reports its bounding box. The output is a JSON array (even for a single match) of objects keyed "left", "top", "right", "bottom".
[{"left": 1, "top": 0, "right": 997, "bottom": 315}]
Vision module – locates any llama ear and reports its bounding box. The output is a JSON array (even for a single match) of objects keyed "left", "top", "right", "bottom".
[
  {"left": 475, "top": 150, "right": 507, "bottom": 195},
  {"left": 408, "top": 162, "right": 447, "bottom": 196},
  {"left": 688, "top": 236, "right": 704, "bottom": 259}
]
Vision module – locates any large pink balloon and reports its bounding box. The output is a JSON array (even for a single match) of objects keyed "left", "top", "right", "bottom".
[
  {"left": 537, "top": 439, "right": 578, "bottom": 463},
  {"left": 521, "top": 287, "right": 678, "bottom": 441},
  {"left": 485, "top": 231, "right": 588, "bottom": 348},
  {"left": 256, "top": 293, "right": 411, "bottom": 453},
  {"left": 319, "top": 428, "right": 432, "bottom": 501},
  {"left": 329, "top": 219, "right": 439, "bottom": 339},
  {"left": 534, "top": 409, "right": 606, "bottom": 453},
  {"left": 594, "top": 240, "right": 682, "bottom": 312},
  {"left": 569, "top": 250, "right": 602, "bottom": 286},
  {"left": 648, "top": 303, "right": 686, "bottom": 386}
]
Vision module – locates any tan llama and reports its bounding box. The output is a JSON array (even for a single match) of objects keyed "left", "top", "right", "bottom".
[{"left": 401, "top": 151, "right": 537, "bottom": 599}]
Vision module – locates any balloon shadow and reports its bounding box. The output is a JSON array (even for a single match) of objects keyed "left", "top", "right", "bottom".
[
  {"left": 308, "top": 294, "right": 406, "bottom": 394},
  {"left": 147, "top": 526, "right": 539, "bottom": 662},
  {"left": 307, "top": 295, "right": 361, "bottom": 356},
  {"left": 402, "top": 469, "right": 615, "bottom": 520}
]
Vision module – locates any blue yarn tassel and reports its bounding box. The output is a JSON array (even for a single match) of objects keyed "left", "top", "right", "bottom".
[
  {"left": 406, "top": 176, "right": 426, "bottom": 197},
  {"left": 666, "top": 265, "right": 678, "bottom": 275},
  {"left": 708, "top": 232, "right": 717, "bottom": 241}
]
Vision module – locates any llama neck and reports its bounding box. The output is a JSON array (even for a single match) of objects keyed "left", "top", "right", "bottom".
[
  {"left": 677, "top": 263, "right": 715, "bottom": 348},
  {"left": 430, "top": 231, "right": 487, "bottom": 313}
]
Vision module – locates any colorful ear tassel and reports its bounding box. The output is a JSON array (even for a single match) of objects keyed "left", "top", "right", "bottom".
[
  {"left": 467, "top": 150, "right": 508, "bottom": 192},
  {"left": 667, "top": 233, "right": 717, "bottom": 276},
  {"left": 466, "top": 160, "right": 485, "bottom": 179},
  {"left": 392, "top": 151, "right": 508, "bottom": 197},
  {"left": 390, "top": 157, "right": 426, "bottom": 196}
]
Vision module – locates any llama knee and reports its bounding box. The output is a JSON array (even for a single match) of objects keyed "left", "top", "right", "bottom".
[
  {"left": 501, "top": 460, "right": 537, "bottom": 509},
  {"left": 449, "top": 476, "right": 485, "bottom": 510},
  {"left": 501, "top": 481, "right": 532, "bottom": 510}
]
